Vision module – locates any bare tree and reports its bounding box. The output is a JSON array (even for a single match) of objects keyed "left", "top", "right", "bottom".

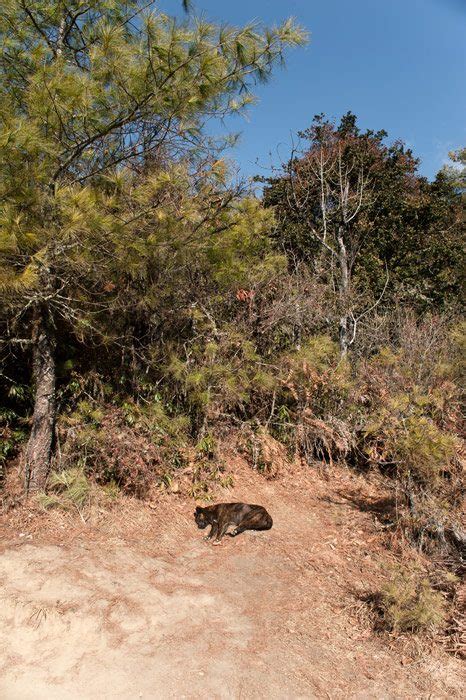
[{"left": 270, "top": 115, "right": 389, "bottom": 355}]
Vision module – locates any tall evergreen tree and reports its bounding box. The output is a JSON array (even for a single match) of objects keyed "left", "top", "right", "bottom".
[{"left": 0, "top": 0, "right": 305, "bottom": 490}]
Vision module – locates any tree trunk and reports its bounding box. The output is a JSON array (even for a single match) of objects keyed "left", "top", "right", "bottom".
[
  {"left": 337, "top": 225, "right": 350, "bottom": 357},
  {"left": 25, "top": 306, "right": 56, "bottom": 492}
]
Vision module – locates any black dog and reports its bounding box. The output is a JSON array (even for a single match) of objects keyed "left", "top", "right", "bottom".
[{"left": 194, "top": 502, "right": 273, "bottom": 545}]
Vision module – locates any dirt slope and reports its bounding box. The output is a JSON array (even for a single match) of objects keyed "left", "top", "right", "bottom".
[{"left": 0, "top": 464, "right": 464, "bottom": 699}]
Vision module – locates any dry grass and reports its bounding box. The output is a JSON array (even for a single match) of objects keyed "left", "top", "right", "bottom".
[{"left": 441, "top": 580, "right": 466, "bottom": 659}]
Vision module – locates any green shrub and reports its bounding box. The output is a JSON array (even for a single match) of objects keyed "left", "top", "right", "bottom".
[
  {"left": 378, "top": 565, "right": 446, "bottom": 634},
  {"left": 196, "top": 433, "right": 216, "bottom": 459},
  {"left": 364, "top": 400, "right": 457, "bottom": 489},
  {"left": 396, "top": 416, "right": 456, "bottom": 485},
  {"left": 39, "top": 468, "right": 91, "bottom": 512},
  {"left": 278, "top": 335, "right": 354, "bottom": 419}
]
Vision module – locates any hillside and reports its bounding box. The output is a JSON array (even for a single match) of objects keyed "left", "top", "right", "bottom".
[
  {"left": 1, "top": 460, "right": 464, "bottom": 699},
  {"left": 0, "top": 3, "right": 464, "bottom": 697}
]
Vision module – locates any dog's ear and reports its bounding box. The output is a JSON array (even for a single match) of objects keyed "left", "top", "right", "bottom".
[{"left": 195, "top": 506, "right": 202, "bottom": 513}]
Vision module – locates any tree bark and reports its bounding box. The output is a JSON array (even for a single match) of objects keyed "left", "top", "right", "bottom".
[
  {"left": 337, "top": 225, "right": 350, "bottom": 357},
  {"left": 25, "top": 306, "right": 56, "bottom": 492}
]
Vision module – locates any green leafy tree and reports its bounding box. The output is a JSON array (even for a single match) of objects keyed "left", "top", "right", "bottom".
[
  {"left": 0, "top": 0, "right": 306, "bottom": 490},
  {"left": 443, "top": 146, "right": 466, "bottom": 196},
  {"left": 261, "top": 113, "right": 463, "bottom": 354}
]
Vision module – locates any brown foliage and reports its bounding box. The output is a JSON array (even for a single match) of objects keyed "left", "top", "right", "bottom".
[{"left": 57, "top": 406, "right": 165, "bottom": 498}]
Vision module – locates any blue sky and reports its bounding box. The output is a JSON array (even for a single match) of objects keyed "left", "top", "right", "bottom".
[{"left": 161, "top": 0, "right": 466, "bottom": 182}]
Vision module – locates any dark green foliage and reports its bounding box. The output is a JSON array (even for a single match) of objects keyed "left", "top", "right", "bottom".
[{"left": 261, "top": 112, "right": 464, "bottom": 314}]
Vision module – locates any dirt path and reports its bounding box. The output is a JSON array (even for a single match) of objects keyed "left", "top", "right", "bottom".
[{"left": 0, "top": 467, "right": 464, "bottom": 699}]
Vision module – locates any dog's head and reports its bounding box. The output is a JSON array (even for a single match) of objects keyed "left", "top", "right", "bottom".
[{"left": 194, "top": 506, "right": 209, "bottom": 529}]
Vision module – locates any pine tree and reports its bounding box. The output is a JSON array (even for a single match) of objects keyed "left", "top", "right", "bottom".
[{"left": 0, "top": 1, "right": 306, "bottom": 490}]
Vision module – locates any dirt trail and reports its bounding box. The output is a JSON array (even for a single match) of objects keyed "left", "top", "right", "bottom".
[{"left": 0, "top": 467, "right": 464, "bottom": 699}]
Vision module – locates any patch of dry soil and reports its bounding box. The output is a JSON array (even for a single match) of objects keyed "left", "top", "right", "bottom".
[{"left": 0, "top": 469, "right": 464, "bottom": 698}]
